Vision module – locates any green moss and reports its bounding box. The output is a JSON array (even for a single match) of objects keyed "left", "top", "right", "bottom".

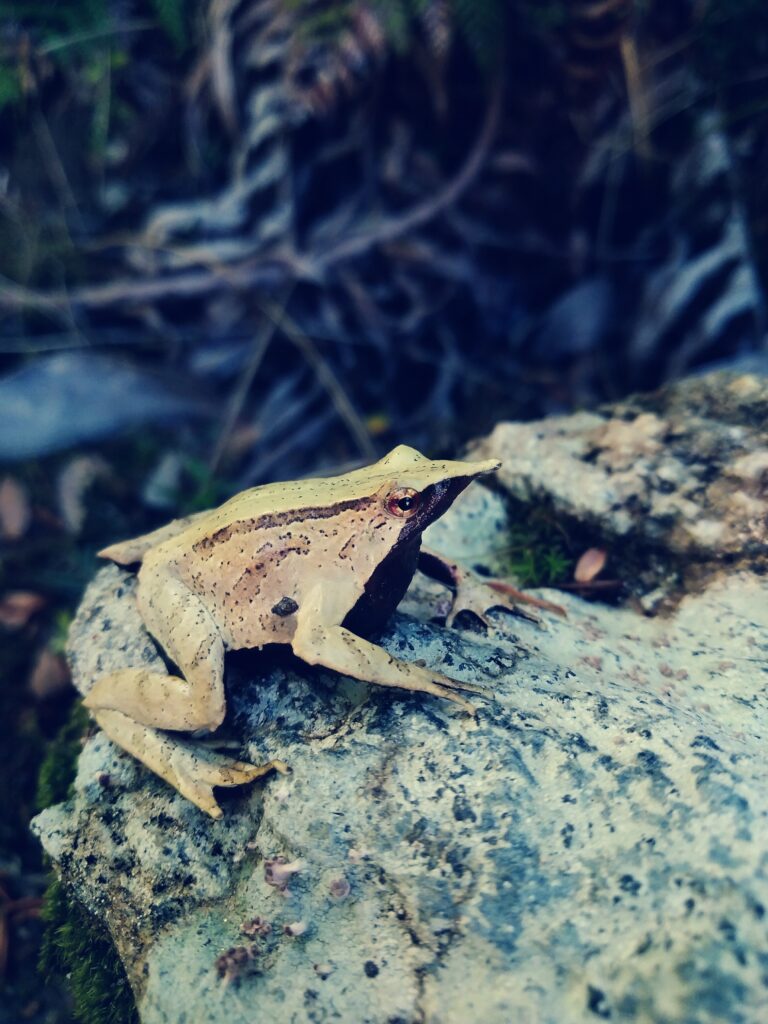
[
  {"left": 36, "top": 703, "right": 138, "bottom": 1024},
  {"left": 39, "top": 878, "right": 138, "bottom": 1024},
  {"left": 494, "top": 500, "right": 575, "bottom": 588},
  {"left": 35, "top": 700, "right": 90, "bottom": 811}
]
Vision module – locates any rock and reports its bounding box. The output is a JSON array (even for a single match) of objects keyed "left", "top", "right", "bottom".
[
  {"left": 471, "top": 371, "right": 768, "bottom": 606},
  {"left": 32, "top": 371, "right": 768, "bottom": 1024}
]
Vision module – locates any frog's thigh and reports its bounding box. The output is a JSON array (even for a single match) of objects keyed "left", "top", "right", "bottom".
[
  {"left": 291, "top": 586, "right": 480, "bottom": 713},
  {"left": 93, "top": 709, "right": 285, "bottom": 819},
  {"left": 84, "top": 571, "right": 226, "bottom": 732}
]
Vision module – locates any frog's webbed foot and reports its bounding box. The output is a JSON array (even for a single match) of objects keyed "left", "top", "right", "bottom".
[
  {"left": 292, "top": 587, "right": 490, "bottom": 715},
  {"left": 94, "top": 710, "right": 288, "bottom": 819},
  {"left": 419, "top": 548, "right": 566, "bottom": 628}
]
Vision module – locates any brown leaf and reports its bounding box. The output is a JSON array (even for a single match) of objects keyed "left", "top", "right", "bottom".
[
  {"left": 574, "top": 547, "right": 608, "bottom": 583},
  {"left": 56, "top": 456, "right": 111, "bottom": 534},
  {"left": 0, "top": 476, "right": 31, "bottom": 540},
  {"left": 28, "top": 648, "right": 71, "bottom": 700},
  {"left": 0, "top": 591, "right": 46, "bottom": 629}
]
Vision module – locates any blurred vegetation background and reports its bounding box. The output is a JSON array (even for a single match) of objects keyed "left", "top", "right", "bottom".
[{"left": 0, "top": 1, "right": 766, "bottom": 1020}]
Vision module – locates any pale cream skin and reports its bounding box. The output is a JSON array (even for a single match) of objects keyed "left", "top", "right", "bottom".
[{"left": 85, "top": 445, "right": 503, "bottom": 818}]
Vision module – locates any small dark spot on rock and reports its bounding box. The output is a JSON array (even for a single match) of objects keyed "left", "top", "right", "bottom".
[
  {"left": 453, "top": 794, "right": 476, "bottom": 822},
  {"left": 692, "top": 734, "right": 722, "bottom": 752},
  {"left": 568, "top": 733, "right": 597, "bottom": 753},
  {"left": 364, "top": 960, "right": 379, "bottom": 978},
  {"left": 619, "top": 874, "right": 641, "bottom": 896},
  {"left": 637, "top": 749, "right": 664, "bottom": 773},
  {"left": 587, "top": 985, "right": 611, "bottom": 1018},
  {"left": 719, "top": 918, "right": 737, "bottom": 942},
  {"left": 446, "top": 847, "right": 465, "bottom": 877}
]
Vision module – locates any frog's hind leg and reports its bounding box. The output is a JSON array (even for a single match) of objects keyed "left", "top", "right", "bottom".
[
  {"left": 84, "top": 569, "right": 226, "bottom": 732},
  {"left": 85, "top": 569, "right": 288, "bottom": 816},
  {"left": 93, "top": 709, "right": 286, "bottom": 819},
  {"left": 291, "top": 585, "right": 489, "bottom": 715}
]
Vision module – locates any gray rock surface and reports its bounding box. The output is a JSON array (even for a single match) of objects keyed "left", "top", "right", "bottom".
[
  {"left": 472, "top": 371, "right": 768, "bottom": 609},
  {"left": 33, "top": 372, "right": 768, "bottom": 1024}
]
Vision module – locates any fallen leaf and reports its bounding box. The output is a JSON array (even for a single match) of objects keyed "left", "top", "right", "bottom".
[
  {"left": 57, "top": 455, "right": 111, "bottom": 534},
  {"left": 0, "top": 591, "right": 46, "bottom": 629},
  {"left": 28, "top": 648, "right": 71, "bottom": 699},
  {"left": 574, "top": 547, "right": 607, "bottom": 583},
  {"left": 0, "top": 477, "right": 31, "bottom": 540}
]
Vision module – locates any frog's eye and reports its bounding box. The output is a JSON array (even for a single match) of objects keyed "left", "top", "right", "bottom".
[{"left": 386, "top": 487, "right": 421, "bottom": 518}]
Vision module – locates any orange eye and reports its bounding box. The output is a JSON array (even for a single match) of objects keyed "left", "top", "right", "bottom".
[{"left": 386, "top": 487, "right": 420, "bottom": 518}]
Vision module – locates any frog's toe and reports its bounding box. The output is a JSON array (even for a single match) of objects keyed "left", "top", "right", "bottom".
[
  {"left": 171, "top": 751, "right": 288, "bottom": 817},
  {"left": 230, "top": 758, "right": 291, "bottom": 778},
  {"left": 446, "top": 577, "right": 566, "bottom": 630},
  {"left": 92, "top": 705, "right": 288, "bottom": 819},
  {"left": 427, "top": 675, "right": 495, "bottom": 716},
  {"left": 429, "top": 670, "right": 492, "bottom": 699}
]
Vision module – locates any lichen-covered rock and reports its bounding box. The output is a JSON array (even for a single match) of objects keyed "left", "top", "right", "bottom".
[
  {"left": 32, "top": 371, "right": 768, "bottom": 1024},
  {"left": 471, "top": 371, "right": 768, "bottom": 607}
]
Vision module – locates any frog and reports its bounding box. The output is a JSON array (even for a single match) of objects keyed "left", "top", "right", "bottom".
[{"left": 84, "top": 445, "right": 557, "bottom": 818}]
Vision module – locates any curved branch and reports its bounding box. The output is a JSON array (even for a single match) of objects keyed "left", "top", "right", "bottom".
[
  {"left": 0, "top": 79, "right": 503, "bottom": 317},
  {"left": 313, "top": 76, "right": 503, "bottom": 273}
]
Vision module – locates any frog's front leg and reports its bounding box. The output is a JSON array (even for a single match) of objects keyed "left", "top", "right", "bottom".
[
  {"left": 291, "top": 585, "right": 487, "bottom": 715},
  {"left": 418, "top": 548, "right": 566, "bottom": 627}
]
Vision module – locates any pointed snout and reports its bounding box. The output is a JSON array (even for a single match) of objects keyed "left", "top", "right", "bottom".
[
  {"left": 370, "top": 444, "right": 501, "bottom": 491},
  {"left": 462, "top": 456, "right": 502, "bottom": 478},
  {"left": 433, "top": 455, "right": 502, "bottom": 483}
]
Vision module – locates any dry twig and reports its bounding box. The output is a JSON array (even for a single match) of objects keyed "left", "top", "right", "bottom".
[{"left": 0, "top": 76, "right": 503, "bottom": 318}]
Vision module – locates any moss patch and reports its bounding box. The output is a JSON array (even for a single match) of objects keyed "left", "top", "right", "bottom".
[
  {"left": 39, "top": 878, "right": 138, "bottom": 1024},
  {"left": 489, "top": 497, "right": 576, "bottom": 588},
  {"left": 37, "top": 702, "right": 138, "bottom": 1024},
  {"left": 36, "top": 701, "right": 90, "bottom": 810}
]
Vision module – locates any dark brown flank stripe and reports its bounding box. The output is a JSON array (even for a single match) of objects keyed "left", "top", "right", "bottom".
[{"left": 192, "top": 496, "right": 377, "bottom": 553}]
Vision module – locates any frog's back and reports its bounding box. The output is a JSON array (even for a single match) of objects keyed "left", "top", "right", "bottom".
[
  {"left": 100, "top": 464, "right": 388, "bottom": 568},
  {"left": 160, "top": 467, "right": 395, "bottom": 555}
]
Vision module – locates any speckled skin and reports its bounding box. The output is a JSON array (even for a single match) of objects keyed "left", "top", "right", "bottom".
[{"left": 83, "top": 445, "right": 500, "bottom": 816}]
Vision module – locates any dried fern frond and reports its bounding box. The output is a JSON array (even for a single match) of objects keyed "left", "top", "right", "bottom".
[{"left": 286, "top": 3, "right": 388, "bottom": 114}]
